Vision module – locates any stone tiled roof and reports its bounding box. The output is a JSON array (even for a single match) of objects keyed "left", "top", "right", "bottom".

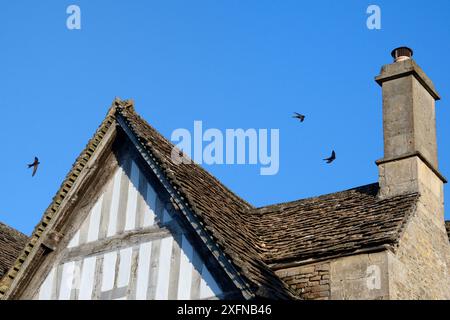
[
  {"left": 445, "top": 221, "right": 450, "bottom": 242},
  {"left": 0, "top": 223, "right": 28, "bottom": 279},
  {"left": 0, "top": 99, "right": 424, "bottom": 300},
  {"left": 250, "top": 184, "right": 419, "bottom": 265}
]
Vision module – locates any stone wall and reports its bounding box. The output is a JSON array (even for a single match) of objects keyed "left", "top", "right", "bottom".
[
  {"left": 275, "top": 206, "right": 450, "bottom": 301},
  {"left": 383, "top": 157, "right": 450, "bottom": 299},
  {"left": 275, "top": 262, "right": 331, "bottom": 300},
  {"left": 388, "top": 209, "right": 450, "bottom": 299},
  {"left": 275, "top": 251, "right": 390, "bottom": 300},
  {"left": 329, "top": 251, "right": 389, "bottom": 300},
  {"left": 388, "top": 197, "right": 450, "bottom": 298}
]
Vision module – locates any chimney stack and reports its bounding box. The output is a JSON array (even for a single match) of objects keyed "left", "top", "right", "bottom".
[{"left": 375, "top": 47, "right": 446, "bottom": 198}]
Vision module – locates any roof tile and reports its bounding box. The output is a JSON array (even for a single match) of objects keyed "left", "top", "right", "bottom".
[
  {"left": 0, "top": 223, "right": 28, "bottom": 279},
  {"left": 250, "top": 184, "right": 419, "bottom": 265}
]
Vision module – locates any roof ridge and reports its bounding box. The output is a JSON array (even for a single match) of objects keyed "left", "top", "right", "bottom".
[{"left": 252, "top": 183, "right": 381, "bottom": 211}]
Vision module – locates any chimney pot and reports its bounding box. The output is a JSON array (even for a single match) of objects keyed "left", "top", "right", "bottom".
[{"left": 391, "top": 46, "right": 414, "bottom": 62}]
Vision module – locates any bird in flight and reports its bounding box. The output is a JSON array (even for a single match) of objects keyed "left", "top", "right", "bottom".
[
  {"left": 292, "top": 112, "right": 305, "bottom": 122},
  {"left": 28, "top": 157, "right": 40, "bottom": 177},
  {"left": 323, "top": 150, "right": 336, "bottom": 164}
]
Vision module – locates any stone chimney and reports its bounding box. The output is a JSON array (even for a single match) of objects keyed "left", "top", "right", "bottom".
[{"left": 375, "top": 47, "right": 447, "bottom": 199}]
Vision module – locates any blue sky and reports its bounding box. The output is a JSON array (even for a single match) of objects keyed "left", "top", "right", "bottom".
[{"left": 1, "top": 0, "right": 449, "bottom": 235}]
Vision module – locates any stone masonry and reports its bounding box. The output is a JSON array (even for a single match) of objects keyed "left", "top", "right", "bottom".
[
  {"left": 276, "top": 262, "right": 331, "bottom": 300},
  {"left": 274, "top": 48, "right": 450, "bottom": 300}
]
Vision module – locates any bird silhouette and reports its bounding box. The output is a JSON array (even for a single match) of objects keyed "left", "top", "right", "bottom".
[
  {"left": 292, "top": 112, "right": 305, "bottom": 122},
  {"left": 28, "top": 157, "right": 40, "bottom": 177},
  {"left": 323, "top": 150, "right": 336, "bottom": 164}
]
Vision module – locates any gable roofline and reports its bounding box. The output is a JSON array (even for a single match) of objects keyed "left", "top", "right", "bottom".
[
  {"left": 115, "top": 110, "right": 255, "bottom": 299},
  {"left": 1, "top": 98, "right": 296, "bottom": 300},
  {"left": 254, "top": 183, "right": 381, "bottom": 211}
]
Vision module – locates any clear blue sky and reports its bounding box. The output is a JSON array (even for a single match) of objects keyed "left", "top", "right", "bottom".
[{"left": 1, "top": 0, "right": 449, "bottom": 235}]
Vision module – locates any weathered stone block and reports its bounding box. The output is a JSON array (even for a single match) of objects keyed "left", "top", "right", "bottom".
[
  {"left": 298, "top": 266, "right": 315, "bottom": 274},
  {"left": 315, "top": 264, "right": 330, "bottom": 272},
  {"left": 310, "top": 285, "right": 330, "bottom": 293},
  {"left": 307, "top": 281, "right": 320, "bottom": 287}
]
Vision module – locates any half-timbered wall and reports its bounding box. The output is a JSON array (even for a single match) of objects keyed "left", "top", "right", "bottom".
[{"left": 35, "top": 157, "right": 224, "bottom": 300}]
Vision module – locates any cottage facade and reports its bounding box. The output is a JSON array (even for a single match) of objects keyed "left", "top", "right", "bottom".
[{"left": 1, "top": 48, "right": 449, "bottom": 300}]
